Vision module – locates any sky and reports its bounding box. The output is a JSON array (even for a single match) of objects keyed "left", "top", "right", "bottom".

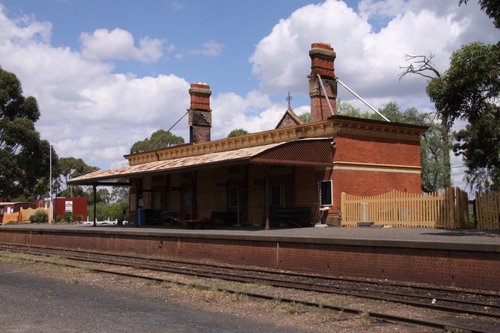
[{"left": 0, "top": 0, "right": 498, "bottom": 188}]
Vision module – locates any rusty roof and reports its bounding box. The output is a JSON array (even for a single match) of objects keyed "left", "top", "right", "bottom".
[{"left": 69, "top": 138, "right": 333, "bottom": 186}]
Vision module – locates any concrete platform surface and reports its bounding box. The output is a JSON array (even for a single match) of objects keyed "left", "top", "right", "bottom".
[{"left": 2, "top": 224, "right": 499, "bottom": 248}]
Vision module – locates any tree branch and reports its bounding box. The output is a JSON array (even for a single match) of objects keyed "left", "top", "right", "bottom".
[{"left": 399, "top": 54, "right": 441, "bottom": 80}]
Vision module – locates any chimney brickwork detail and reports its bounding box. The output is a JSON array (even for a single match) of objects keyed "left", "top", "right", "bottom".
[
  {"left": 188, "top": 83, "right": 212, "bottom": 144},
  {"left": 308, "top": 42, "right": 337, "bottom": 122}
]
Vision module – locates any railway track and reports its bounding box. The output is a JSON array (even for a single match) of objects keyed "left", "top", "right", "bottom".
[{"left": 1, "top": 243, "right": 499, "bottom": 332}]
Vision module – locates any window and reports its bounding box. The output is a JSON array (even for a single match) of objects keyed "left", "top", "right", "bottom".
[
  {"left": 319, "top": 180, "right": 332, "bottom": 206},
  {"left": 271, "top": 184, "right": 284, "bottom": 207}
]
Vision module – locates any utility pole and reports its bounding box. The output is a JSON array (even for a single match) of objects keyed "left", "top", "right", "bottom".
[{"left": 49, "top": 144, "right": 53, "bottom": 223}]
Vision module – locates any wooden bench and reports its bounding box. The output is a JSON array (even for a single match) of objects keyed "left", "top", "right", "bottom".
[{"left": 272, "top": 207, "right": 312, "bottom": 227}]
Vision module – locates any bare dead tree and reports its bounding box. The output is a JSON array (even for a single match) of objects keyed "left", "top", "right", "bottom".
[
  {"left": 399, "top": 53, "right": 451, "bottom": 189},
  {"left": 399, "top": 54, "right": 441, "bottom": 80}
]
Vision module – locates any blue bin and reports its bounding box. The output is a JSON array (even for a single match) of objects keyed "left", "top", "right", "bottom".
[{"left": 137, "top": 208, "right": 143, "bottom": 227}]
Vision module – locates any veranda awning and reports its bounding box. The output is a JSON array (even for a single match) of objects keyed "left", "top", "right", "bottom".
[{"left": 68, "top": 138, "right": 334, "bottom": 186}]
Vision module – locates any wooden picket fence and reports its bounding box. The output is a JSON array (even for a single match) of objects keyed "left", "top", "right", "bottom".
[
  {"left": 475, "top": 191, "right": 500, "bottom": 230},
  {"left": 1, "top": 212, "right": 19, "bottom": 225},
  {"left": 341, "top": 187, "right": 469, "bottom": 228},
  {"left": 1, "top": 207, "right": 50, "bottom": 225}
]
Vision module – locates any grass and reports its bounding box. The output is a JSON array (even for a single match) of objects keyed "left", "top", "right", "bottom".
[
  {"left": 322, "top": 309, "right": 345, "bottom": 323},
  {"left": 0, "top": 254, "right": 30, "bottom": 264},
  {"left": 360, "top": 311, "right": 371, "bottom": 330},
  {"left": 285, "top": 302, "right": 308, "bottom": 315}
]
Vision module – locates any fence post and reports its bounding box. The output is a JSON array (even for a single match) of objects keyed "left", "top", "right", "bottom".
[{"left": 341, "top": 192, "right": 345, "bottom": 226}]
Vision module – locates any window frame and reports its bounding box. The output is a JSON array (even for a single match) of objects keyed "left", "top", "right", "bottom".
[{"left": 319, "top": 180, "right": 333, "bottom": 206}]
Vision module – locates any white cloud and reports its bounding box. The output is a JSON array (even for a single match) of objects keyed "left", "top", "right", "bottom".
[
  {"left": 200, "top": 40, "right": 224, "bottom": 56},
  {"left": 0, "top": 5, "right": 52, "bottom": 44},
  {"left": 80, "top": 28, "right": 163, "bottom": 63},
  {"left": 187, "top": 39, "right": 224, "bottom": 57},
  {"left": 212, "top": 90, "right": 281, "bottom": 138},
  {"left": 250, "top": 0, "right": 498, "bottom": 104},
  {"left": 0, "top": 0, "right": 496, "bottom": 184},
  {"left": 358, "top": 0, "right": 406, "bottom": 19},
  {"left": 0, "top": 7, "right": 188, "bottom": 168}
]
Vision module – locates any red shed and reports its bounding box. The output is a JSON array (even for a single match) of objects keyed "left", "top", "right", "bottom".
[{"left": 53, "top": 197, "right": 87, "bottom": 221}]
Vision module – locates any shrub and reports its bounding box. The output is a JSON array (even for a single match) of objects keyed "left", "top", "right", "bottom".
[
  {"left": 30, "top": 210, "right": 48, "bottom": 223},
  {"left": 63, "top": 212, "right": 75, "bottom": 223}
]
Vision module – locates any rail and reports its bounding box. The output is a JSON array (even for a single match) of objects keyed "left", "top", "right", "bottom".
[{"left": 1, "top": 244, "right": 498, "bottom": 332}]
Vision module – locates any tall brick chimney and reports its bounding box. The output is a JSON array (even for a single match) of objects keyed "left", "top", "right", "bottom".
[
  {"left": 308, "top": 42, "right": 337, "bottom": 122},
  {"left": 188, "top": 82, "right": 212, "bottom": 144}
]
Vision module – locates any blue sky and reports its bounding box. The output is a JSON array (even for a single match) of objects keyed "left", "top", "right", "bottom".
[
  {"left": 3, "top": 0, "right": 334, "bottom": 96},
  {"left": 0, "top": 0, "right": 498, "bottom": 188}
]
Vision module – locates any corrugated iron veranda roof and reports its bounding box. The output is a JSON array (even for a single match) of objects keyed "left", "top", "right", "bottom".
[{"left": 69, "top": 138, "right": 333, "bottom": 186}]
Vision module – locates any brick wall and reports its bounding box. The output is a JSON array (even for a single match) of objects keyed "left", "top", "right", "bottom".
[
  {"left": 329, "top": 134, "right": 422, "bottom": 213},
  {"left": 1, "top": 229, "right": 497, "bottom": 291},
  {"left": 334, "top": 136, "right": 421, "bottom": 166},
  {"left": 332, "top": 170, "right": 421, "bottom": 212}
]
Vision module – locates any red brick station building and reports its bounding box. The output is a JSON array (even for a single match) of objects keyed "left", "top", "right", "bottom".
[{"left": 70, "top": 42, "right": 426, "bottom": 228}]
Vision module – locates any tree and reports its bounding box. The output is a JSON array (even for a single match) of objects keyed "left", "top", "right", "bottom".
[
  {"left": 401, "top": 2, "right": 500, "bottom": 191},
  {"left": 454, "top": 108, "right": 500, "bottom": 191},
  {"left": 426, "top": 42, "right": 500, "bottom": 191},
  {"left": 298, "top": 112, "right": 311, "bottom": 123},
  {"left": 427, "top": 42, "right": 499, "bottom": 125},
  {"left": 399, "top": 53, "right": 453, "bottom": 190},
  {"left": 54, "top": 157, "right": 98, "bottom": 197},
  {"left": 130, "top": 129, "right": 184, "bottom": 153},
  {"left": 379, "top": 103, "right": 451, "bottom": 192},
  {"left": 0, "top": 68, "right": 54, "bottom": 200},
  {"left": 227, "top": 128, "right": 248, "bottom": 137}
]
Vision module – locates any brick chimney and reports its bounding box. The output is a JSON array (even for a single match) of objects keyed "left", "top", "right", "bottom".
[
  {"left": 188, "top": 82, "right": 212, "bottom": 144},
  {"left": 308, "top": 42, "right": 337, "bottom": 122}
]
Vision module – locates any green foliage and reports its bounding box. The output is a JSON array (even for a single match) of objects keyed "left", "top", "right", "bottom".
[
  {"left": 110, "top": 187, "right": 129, "bottom": 203},
  {"left": 0, "top": 68, "right": 55, "bottom": 200},
  {"left": 427, "top": 42, "right": 499, "bottom": 126},
  {"left": 420, "top": 123, "right": 452, "bottom": 192},
  {"left": 29, "top": 209, "right": 48, "bottom": 223},
  {"left": 63, "top": 212, "right": 75, "bottom": 223},
  {"left": 427, "top": 42, "right": 500, "bottom": 191},
  {"left": 298, "top": 112, "right": 311, "bottom": 123},
  {"left": 227, "top": 128, "right": 249, "bottom": 137},
  {"left": 454, "top": 108, "right": 500, "bottom": 191},
  {"left": 88, "top": 199, "right": 129, "bottom": 221},
  {"left": 88, "top": 188, "right": 112, "bottom": 205},
  {"left": 130, "top": 129, "right": 184, "bottom": 153},
  {"left": 54, "top": 157, "right": 98, "bottom": 196},
  {"left": 381, "top": 103, "right": 451, "bottom": 192}
]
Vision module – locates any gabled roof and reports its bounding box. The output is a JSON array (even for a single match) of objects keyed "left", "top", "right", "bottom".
[{"left": 275, "top": 106, "right": 304, "bottom": 129}]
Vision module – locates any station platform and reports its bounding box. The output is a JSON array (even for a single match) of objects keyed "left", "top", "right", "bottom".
[{"left": 1, "top": 224, "right": 499, "bottom": 291}]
